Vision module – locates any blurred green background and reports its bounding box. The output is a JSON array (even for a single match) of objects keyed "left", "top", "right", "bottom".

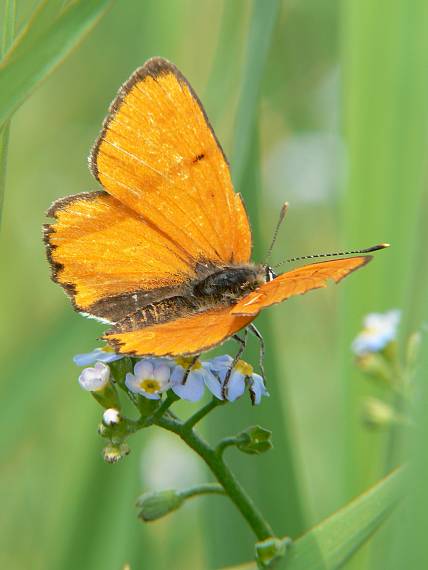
[{"left": 1, "top": 1, "right": 427, "bottom": 569}]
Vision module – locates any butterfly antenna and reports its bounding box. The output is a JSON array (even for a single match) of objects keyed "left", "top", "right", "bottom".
[
  {"left": 273, "top": 243, "right": 390, "bottom": 268},
  {"left": 265, "top": 202, "right": 289, "bottom": 263}
]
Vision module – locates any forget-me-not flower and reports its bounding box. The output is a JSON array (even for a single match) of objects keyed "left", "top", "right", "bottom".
[
  {"left": 125, "top": 359, "right": 171, "bottom": 400},
  {"left": 352, "top": 310, "right": 401, "bottom": 356}
]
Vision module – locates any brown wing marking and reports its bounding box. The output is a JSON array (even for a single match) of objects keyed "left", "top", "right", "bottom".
[
  {"left": 104, "top": 306, "right": 255, "bottom": 357},
  {"left": 231, "top": 256, "right": 372, "bottom": 316}
]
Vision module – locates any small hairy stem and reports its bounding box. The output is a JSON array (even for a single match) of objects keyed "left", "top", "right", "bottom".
[
  {"left": 183, "top": 397, "right": 223, "bottom": 430},
  {"left": 180, "top": 483, "right": 225, "bottom": 499},
  {"left": 155, "top": 414, "right": 274, "bottom": 541}
]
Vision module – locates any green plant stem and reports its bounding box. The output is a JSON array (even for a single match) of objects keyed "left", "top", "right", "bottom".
[
  {"left": 181, "top": 483, "right": 226, "bottom": 499},
  {"left": 155, "top": 414, "right": 274, "bottom": 541},
  {"left": 146, "top": 392, "right": 179, "bottom": 425},
  {"left": 216, "top": 436, "right": 242, "bottom": 457},
  {"left": 183, "top": 397, "right": 224, "bottom": 429}
]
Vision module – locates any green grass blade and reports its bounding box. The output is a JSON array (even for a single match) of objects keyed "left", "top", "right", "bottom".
[
  {"left": 0, "top": 0, "right": 113, "bottom": 126},
  {"left": 231, "top": 0, "right": 279, "bottom": 191},
  {"left": 0, "top": 0, "right": 15, "bottom": 221},
  {"left": 1, "top": 0, "right": 15, "bottom": 54},
  {"left": 223, "top": 469, "right": 402, "bottom": 570},
  {"left": 2, "top": 0, "right": 66, "bottom": 63}
]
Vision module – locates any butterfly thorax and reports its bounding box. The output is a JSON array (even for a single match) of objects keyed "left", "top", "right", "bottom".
[{"left": 193, "top": 264, "right": 271, "bottom": 304}]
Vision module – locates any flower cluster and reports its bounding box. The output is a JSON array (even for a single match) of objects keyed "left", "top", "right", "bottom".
[
  {"left": 351, "top": 309, "right": 401, "bottom": 356},
  {"left": 351, "top": 309, "right": 419, "bottom": 431},
  {"left": 76, "top": 349, "right": 268, "bottom": 405}
]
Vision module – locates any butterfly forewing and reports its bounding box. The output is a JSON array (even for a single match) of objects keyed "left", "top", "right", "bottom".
[{"left": 89, "top": 57, "right": 252, "bottom": 264}]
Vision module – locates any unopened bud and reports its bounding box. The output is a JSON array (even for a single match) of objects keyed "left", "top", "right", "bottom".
[
  {"left": 255, "top": 537, "right": 291, "bottom": 568},
  {"left": 236, "top": 425, "right": 272, "bottom": 455},
  {"left": 79, "top": 362, "right": 120, "bottom": 409},
  {"left": 363, "top": 398, "right": 395, "bottom": 430},
  {"left": 103, "top": 442, "right": 130, "bottom": 464},
  {"left": 103, "top": 408, "right": 121, "bottom": 426},
  {"left": 356, "top": 353, "right": 393, "bottom": 385},
  {"left": 137, "top": 490, "right": 183, "bottom": 522}
]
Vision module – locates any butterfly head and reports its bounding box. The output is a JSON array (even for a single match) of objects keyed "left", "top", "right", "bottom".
[{"left": 264, "top": 265, "right": 277, "bottom": 282}]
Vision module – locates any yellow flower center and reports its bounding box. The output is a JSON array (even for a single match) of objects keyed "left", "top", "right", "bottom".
[
  {"left": 101, "top": 346, "right": 115, "bottom": 353},
  {"left": 235, "top": 360, "right": 253, "bottom": 376},
  {"left": 175, "top": 356, "right": 201, "bottom": 370},
  {"left": 139, "top": 378, "right": 161, "bottom": 394}
]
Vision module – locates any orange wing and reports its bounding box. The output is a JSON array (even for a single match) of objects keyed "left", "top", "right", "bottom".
[
  {"left": 231, "top": 257, "right": 372, "bottom": 316},
  {"left": 89, "top": 57, "right": 252, "bottom": 264},
  {"left": 44, "top": 191, "right": 197, "bottom": 321},
  {"left": 104, "top": 307, "right": 255, "bottom": 357}
]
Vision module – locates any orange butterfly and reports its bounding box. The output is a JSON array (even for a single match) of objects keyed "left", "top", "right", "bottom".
[{"left": 44, "top": 57, "right": 388, "bottom": 358}]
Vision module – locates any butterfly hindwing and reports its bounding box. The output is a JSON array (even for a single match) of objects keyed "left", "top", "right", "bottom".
[
  {"left": 104, "top": 305, "right": 255, "bottom": 357},
  {"left": 44, "top": 191, "right": 197, "bottom": 322}
]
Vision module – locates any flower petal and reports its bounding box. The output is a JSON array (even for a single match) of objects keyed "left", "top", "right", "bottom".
[
  {"left": 204, "top": 369, "right": 224, "bottom": 400},
  {"left": 226, "top": 370, "right": 246, "bottom": 402},
  {"left": 172, "top": 370, "right": 205, "bottom": 402},
  {"left": 170, "top": 366, "right": 185, "bottom": 385},
  {"left": 125, "top": 372, "right": 139, "bottom": 393},
  {"left": 134, "top": 359, "right": 154, "bottom": 379},
  {"left": 154, "top": 363, "right": 172, "bottom": 385},
  {"left": 206, "top": 355, "right": 233, "bottom": 372},
  {"left": 73, "top": 348, "right": 123, "bottom": 366},
  {"left": 249, "top": 373, "right": 269, "bottom": 405}
]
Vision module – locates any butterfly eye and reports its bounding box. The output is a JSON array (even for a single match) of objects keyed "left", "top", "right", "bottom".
[{"left": 265, "top": 266, "right": 277, "bottom": 282}]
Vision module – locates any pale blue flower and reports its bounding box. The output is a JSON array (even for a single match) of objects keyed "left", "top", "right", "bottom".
[
  {"left": 352, "top": 310, "right": 401, "bottom": 356},
  {"left": 205, "top": 355, "right": 269, "bottom": 404},
  {"left": 125, "top": 359, "right": 171, "bottom": 400},
  {"left": 79, "top": 362, "right": 110, "bottom": 392},
  {"left": 73, "top": 347, "right": 123, "bottom": 366},
  {"left": 170, "top": 356, "right": 216, "bottom": 402}
]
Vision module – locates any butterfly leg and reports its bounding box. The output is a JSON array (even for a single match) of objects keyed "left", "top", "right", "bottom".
[
  {"left": 248, "top": 323, "right": 266, "bottom": 383},
  {"left": 222, "top": 329, "right": 248, "bottom": 399},
  {"left": 182, "top": 354, "right": 200, "bottom": 385}
]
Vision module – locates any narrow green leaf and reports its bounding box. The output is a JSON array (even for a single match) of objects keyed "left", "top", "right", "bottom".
[
  {"left": 1, "top": 0, "right": 15, "bottom": 55},
  {"left": 0, "top": 0, "right": 113, "bottom": 127},
  {"left": 2, "top": 0, "right": 65, "bottom": 63},
  {"left": 231, "top": 0, "right": 279, "bottom": 190},
  {"left": 223, "top": 469, "right": 402, "bottom": 570},
  {"left": 0, "top": 0, "right": 15, "bottom": 221}
]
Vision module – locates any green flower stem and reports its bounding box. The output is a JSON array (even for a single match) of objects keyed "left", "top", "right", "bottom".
[
  {"left": 155, "top": 414, "right": 274, "bottom": 541},
  {"left": 183, "top": 396, "right": 224, "bottom": 429},
  {"left": 216, "top": 436, "right": 242, "bottom": 457},
  {"left": 146, "top": 392, "right": 179, "bottom": 425},
  {"left": 180, "top": 483, "right": 226, "bottom": 499}
]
